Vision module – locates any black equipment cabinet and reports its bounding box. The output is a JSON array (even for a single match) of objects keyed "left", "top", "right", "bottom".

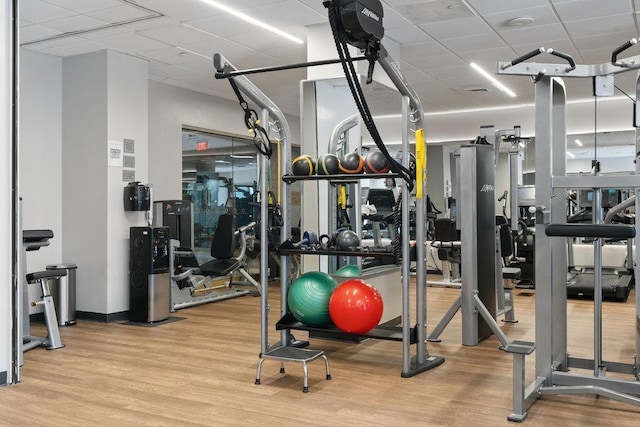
[{"left": 129, "top": 226, "right": 171, "bottom": 322}]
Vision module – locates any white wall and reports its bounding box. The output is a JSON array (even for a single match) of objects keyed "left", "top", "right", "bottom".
[
  {"left": 62, "top": 51, "right": 109, "bottom": 315},
  {"left": 148, "top": 80, "right": 301, "bottom": 202},
  {"left": 62, "top": 50, "right": 149, "bottom": 316},
  {"left": 19, "top": 50, "right": 63, "bottom": 313},
  {"left": 106, "top": 52, "right": 149, "bottom": 314}
]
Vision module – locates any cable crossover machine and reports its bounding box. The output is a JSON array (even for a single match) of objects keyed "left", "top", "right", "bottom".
[
  {"left": 213, "top": 0, "right": 444, "bottom": 390},
  {"left": 498, "top": 41, "right": 640, "bottom": 421}
]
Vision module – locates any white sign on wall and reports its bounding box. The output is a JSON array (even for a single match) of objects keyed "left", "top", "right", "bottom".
[{"left": 108, "top": 140, "right": 123, "bottom": 167}]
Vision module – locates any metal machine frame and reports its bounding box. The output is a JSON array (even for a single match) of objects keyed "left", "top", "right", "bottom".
[
  {"left": 427, "top": 144, "right": 515, "bottom": 347},
  {"left": 213, "top": 36, "right": 445, "bottom": 380},
  {"left": 498, "top": 45, "right": 640, "bottom": 421}
]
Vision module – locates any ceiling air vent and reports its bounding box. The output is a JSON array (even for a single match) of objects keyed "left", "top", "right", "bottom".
[{"left": 463, "top": 86, "right": 490, "bottom": 93}]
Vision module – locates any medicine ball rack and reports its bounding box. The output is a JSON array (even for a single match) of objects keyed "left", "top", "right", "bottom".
[{"left": 213, "top": 4, "right": 444, "bottom": 381}]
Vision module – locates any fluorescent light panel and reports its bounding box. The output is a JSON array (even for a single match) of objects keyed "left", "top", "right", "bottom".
[
  {"left": 199, "top": 0, "right": 304, "bottom": 44},
  {"left": 470, "top": 63, "right": 516, "bottom": 97},
  {"left": 574, "top": 139, "right": 583, "bottom": 146},
  {"left": 567, "top": 152, "right": 576, "bottom": 158}
]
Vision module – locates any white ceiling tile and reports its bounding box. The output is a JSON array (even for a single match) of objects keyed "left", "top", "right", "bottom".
[
  {"left": 573, "top": 31, "right": 637, "bottom": 51},
  {"left": 579, "top": 47, "right": 618, "bottom": 64},
  {"left": 49, "top": 39, "right": 108, "bottom": 56},
  {"left": 385, "top": 26, "right": 432, "bottom": 44},
  {"left": 188, "top": 0, "right": 324, "bottom": 38},
  {"left": 457, "top": 46, "right": 517, "bottom": 66},
  {"left": 139, "top": 0, "right": 225, "bottom": 21},
  {"left": 20, "top": 24, "right": 63, "bottom": 44},
  {"left": 419, "top": 16, "right": 492, "bottom": 40},
  {"left": 393, "top": 0, "right": 475, "bottom": 25},
  {"left": 402, "top": 41, "right": 451, "bottom": 58},
  {"left": 20, "top": 0, "right": 76, "bottom": 24},
  {"left": 381, "top": 5, "right": 412, "bottom": 30},
  {"left": 510, "top": 40, "right": 580, "bottom": 62},
  {"left": 554, "top": 0, "right": 633, "bottom": 21},
  {"left": 465, "top": 0, "right": 549, "bottom": 15},
  {"left": 42, "top": 0, "right": 122, "bottom": 13},
  {"left": 137, "top": 46, "right": 202, "bottom": 65},
  {"left": 39, "top": 35, "right": 87, "bottom": 48},
  {"left": 227, "top": 27, "right": 307, "bottom": 51},
  {"left": 179, "top": 59, "right": 222, "bottom": 74},
  {"left": 138, "top": 25, "right": 218, "bottom": 46},
  {"left": 261, "top": 45, "right": 307, "bottom": 63},
  {"left": 87, "top": 5, "right": 156, "bottom": 24},
  {"left": 115, "top": 16, "right": 180, "bottom": 32},
  {"left": 180, "top": 38, "right": 255, "bottom": 60},
  {"left": 404, "top": 54, "right": 466, "bottom": 71},
  {"left": 99, "top": 32, "right": 171, "bottom": 53},
  {"left": 149, "top": 64, "right": 201, "bottom": 80},
  {"left": 399, "top": 61, "right": 435, "bottom": 83},
  {"left": 425, "top": 63, "right": 478, "bottom": 80},
  {"left": 13, "top": 0, "right": 640, "bottom": 120},
  {"left": 439, "top": 33, "right": 506, "bottom": 53},
  {"left": 564, "top": 14, "right": 636, "bottom": 39},
  {"left": 75, "top": 26, "right": 132, "bottom": 40},
  {"left": 498, "top": 23, "right": 568, "bottom": 46},
  {"left": 295, "top": 0, "right": 327, "bottom": 15},
  {"left": 20, "top": 43, "right": 51, "bottom": 52},
  {"left": 484, "top": 5, "right": 559, "bottom": 29},
  {"left": 40, "top": 15, "right": 110, "bottom": 33}
]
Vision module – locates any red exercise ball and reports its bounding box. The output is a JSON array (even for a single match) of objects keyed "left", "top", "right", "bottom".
[{"left": 329, "top": 279, "right": 384, "bottom": 334}]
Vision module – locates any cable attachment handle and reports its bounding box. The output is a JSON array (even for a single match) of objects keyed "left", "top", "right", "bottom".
[
  {"left": 501, "top": 47, "right": 545, "bottom": 70},
  {"left": 612, "top": 38, "right": 638, "bottom": 67},
  {"left": 546, "top": 48, "right": 576, "bottom": 71}
]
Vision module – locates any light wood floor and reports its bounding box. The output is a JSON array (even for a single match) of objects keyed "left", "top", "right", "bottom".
[{"left": 2, "top": 279, "right": 640, "bottom": 426}]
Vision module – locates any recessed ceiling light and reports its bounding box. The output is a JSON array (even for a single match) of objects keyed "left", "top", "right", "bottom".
[
  {"left": 567, "top": 152, "right": 576, "bottom": 158},
  {"left": 507, "top": 17, "right": 535, "bottom": 27},
  {"left": 575, "top": 139, "right": 583, "bottom": 146}
]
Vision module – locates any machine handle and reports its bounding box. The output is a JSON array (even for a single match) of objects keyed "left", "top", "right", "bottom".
[
  {"left": 501, "top": 48, "right": 544, "bottom": 70},
  {"left": 611, "top": 38, "right": 637, "bottom": 66},
  {"left": 236, "top": 221, "right": 257, "bottom": 234},
  {"left": 546, "top": 48, "right": 576, "bottom": 71}
]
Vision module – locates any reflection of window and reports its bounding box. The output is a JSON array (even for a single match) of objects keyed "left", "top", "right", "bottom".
[{"left": 182, "top": 128, "right": 258, "bottom": 248}]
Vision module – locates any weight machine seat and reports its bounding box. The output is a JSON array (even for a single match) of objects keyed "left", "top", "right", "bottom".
[
  {"left": 26, "top": 269, "right": 67, "bottom": 283},
  {"left": 186, "top": 213, "right": 241, "bottom": 278},
  {"left": 546, "top": 223, "right": 635, "bottom": 239},
  {"left": 199, "top": 258, "right": 240, "bottom": 277},
  {"left": 502, "top": 267, "right": 521, "bottom": 281}
]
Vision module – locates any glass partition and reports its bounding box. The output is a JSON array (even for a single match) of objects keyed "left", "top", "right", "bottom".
[{"left": 182, "top": 129, "right": 258, "bottom": 248}]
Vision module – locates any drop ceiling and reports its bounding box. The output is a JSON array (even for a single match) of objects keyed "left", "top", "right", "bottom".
[{"left": 20, "top": 0, "right": 640, "bottom": 155}]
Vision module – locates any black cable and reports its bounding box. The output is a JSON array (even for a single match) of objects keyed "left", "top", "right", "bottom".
[
  {"left": 393, "top": 195, "right": 402, "bottom": 264},
  {"left": 326, "top": 1, "right": 414, "bottom": 191},
  {"left": 614, "top": 84, "right": 636, "bottom": 102},
  {"left": 228, "top": 78, "right": 272, "bottom": 158}
]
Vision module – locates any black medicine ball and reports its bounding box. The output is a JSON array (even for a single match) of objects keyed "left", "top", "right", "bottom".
[
  {"left": 291, "top": 155, "right": 315, "bottom": 176},
  {"left": 338, "top": 152, "right": 364, "bottom": 174},
  {"left": 316, "top": 153, "right": 340, "bottom": 175},
  {"left": 364, "top": 151, "right": 390, "bottom": 174}
]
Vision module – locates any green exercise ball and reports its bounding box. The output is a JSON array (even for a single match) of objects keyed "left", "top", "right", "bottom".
[
  {"left": 334, "top": 264, "right": 361, "bottom": 278},
  {"left": 288, "top": 271, "right": 338, "bottom": 327}
]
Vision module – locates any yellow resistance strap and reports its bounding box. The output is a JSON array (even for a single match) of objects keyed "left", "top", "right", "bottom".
[{"left": 415, "top": 128, "right": 426, "bottom": 200}]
